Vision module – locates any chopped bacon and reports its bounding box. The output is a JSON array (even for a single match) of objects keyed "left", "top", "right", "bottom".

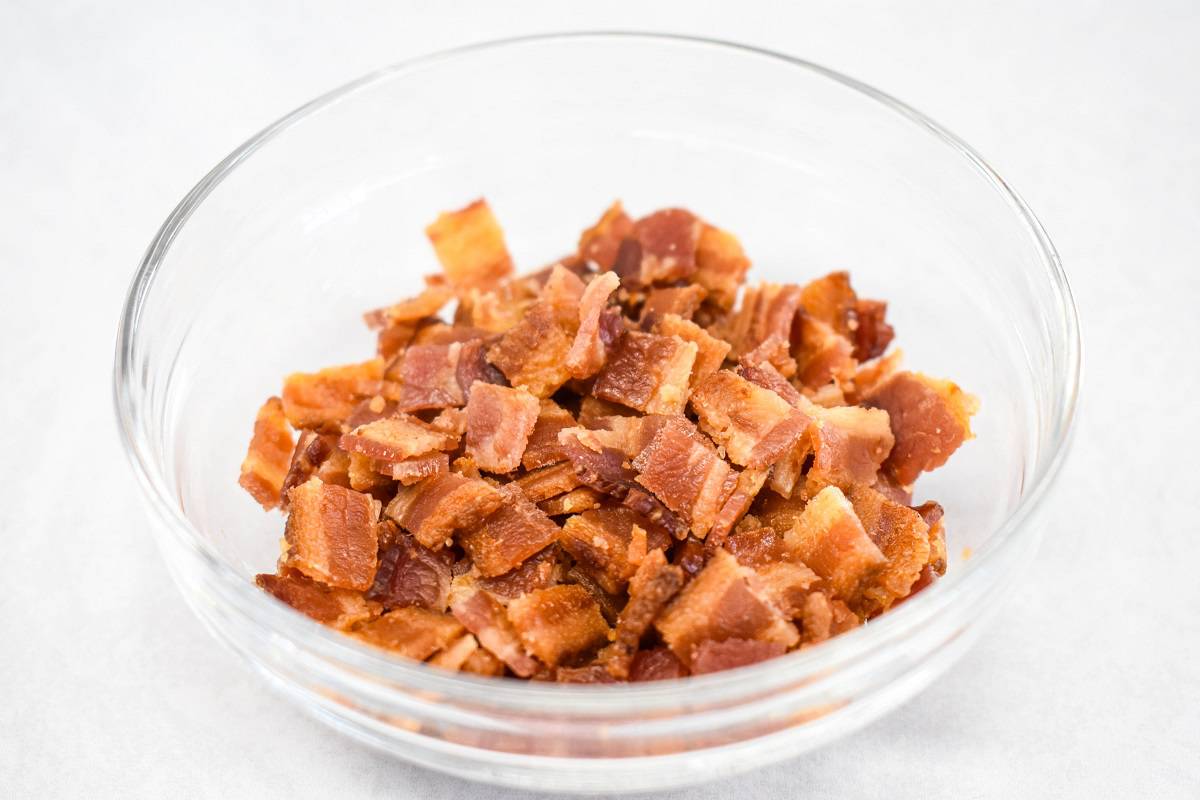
[
  {"left": 690, "top": 638, "right": 786, "bottom": 675},
  {"left": 847, "top": 348, "right": 904, "bottom": 404},
  {"left": 512, "top": 461, "right": 583, "bottom": 503},
  {"left": 577, "top": 395, "right": 634, "bottom": 428},
  {"left": 487, "top": 301, "right": 575, "bottom": 397},
  {"left": 914, "top": 501, "right": 948, "bottom": 576},
  {"left": 455, "top": 284, "right": 538, "bottom": 334},
  {"left": 339, "top": 414, "right": 459, "bottom": 463},
  {"left": 314, "top": 447, "right": 351, "bottom": 489},
  {"left": 872, "top": 471, "right": 914, "bottom": 505},
  {"left": 385, "top": 473, "right": 504, "bottom": 550},
  {"left": 506, "top": 585, "right": 611, "bottom": 667},
  {"left": 799, "top": 590, "right": 860, "bottom": 646},
  {"left": 368, "top": 529, "right": 454, "bottom": 611},
  {"left": 428, "top": 633, "right": 482, "bottom": 671},
  {"left": 284, "top": 477, "right": 380, "bottom": 591},
  {"left": 578, "top": 201, "right": 633, "bottom": 270},
  {"left": 477, "top": 546, "right": 563, "bottom": 601},
  {"left": 689, "top": 370, "right": 811, "bottom": 468},
  {"left": 353, "top": 607, "right": 465, "bottom": 660},
  {"left": 852, "top": 298, "right": 894, "bottom": 361},
  {"left": 450, "top": 589, "right": 539, "bottom": 677},
  {"left": 386, "top": 343, "right": 465, "bottom": 412},
  {"left": 799, "top": 271, "right": 858, "bottom": 335},
  {"left": 748, "top": 561, "right": 820, "bottom": 618},
  {"left": 521, "top": 400, "right": 576, "bottom": 469},
  {"left": 653, "top": 313, "right": 730, "bottom": 388},
  {"left": 559, "top": 507, "right": 671, "bottom": 595},
  {"left": 566, "top": 566, "right": 624, "bottom": 624},
  {"left": 425, "top": 199, "right": 513, "bottom": 289},
  {"left": 629, "top": 647, "right": 688, "bottom": 681},
  {"left": 632, "top": 416, "right": 738, "bottom": 538},
  {"left": 238, "top": 396, "right": 295, "bottom": 509},
  {"left": 344, "top": 395, "right": 397, "bottom": 429},
  {"left": 672, "top": 536, "right": 710, "bottom": 579},
  {"left": 463, "top": 383, "right": 540, "bottom": 474},
  {"left": 383, "top": 452, "right": 449, "bottom": 485},
  {"left": 724, "top": 519, "right": 787, "bottom": 569},
  {"left": 784, "top": 486, "right": 884, "bottom": 601},
  {"left": 281, "top": 359, "right": 384, "bottom": 431},
  {"left": 655, "top": 550, "right": 798, "bottom": 669},
  {"left": 849, "top": 485, "right": 932, "bottom": 614},
  {"left": 605, "top": 549, "right": 685, "bottom": 679},
  {"left": 375, "top": 319, "right": 421, "bottom": 361},
  {"left": 593, "top": 331, "right": 697, "bottom": 415},
  {"left": 631, "top": 209, "right": 701, "bottom": 284},
  {"left": 454, "top": 338, "right": 507, "bottom": 400},
  {"left": 281, "top": 431, "right": 338, "bottom": 503},
  {"left": 805, "top": 404, "right": 895, "bottom": 493},
  {"left": 741, "top": 334, "right": 797, "bottom": 379},
  {"left": 459, "top": 484, "right": 559, "bottom": 577},
  {"left": 717, "top": 282, "right": 804, "bottom": 360},
  {"left": 737, "top": 356, "right": 806, "bottom": 407},
  {"left": 257, "top": 570, "right": 377, "bottom": 629},
  {"left": 864, "top": 371, "right": 978, "bottom": 485},
  {"left": 707, "top": 467, "right": 770, "bottom": 547},
  {"left": 639, "top": 285, "right": 707, "bottom": 326},
  {"left": 793, "top": 314, "right": 856, "bottom": 390},
  {"left": 347, "top": 452, "right": 392, "bottom": 493},
  {"left": 566, "top": 271, "right": 621, "bottom": 379},
  {"left": 461, "top": 646, "right": 506, "bottom": 676},
  {"left": 539, "top": 487, "right": 603, "bottom": 516},
  {"left": 753, "top": 494, "right": 810, "bottom": 540},
  {"left": 365, "top": 284, "right": 454, "bottom": 328},
  {"left": 694, "top": 224, "right": 751, "bottom": 310}
]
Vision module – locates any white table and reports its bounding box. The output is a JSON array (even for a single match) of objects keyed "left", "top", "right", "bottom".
[{"left": 3, "top": 1, "right": 1197, "bottom": 797}]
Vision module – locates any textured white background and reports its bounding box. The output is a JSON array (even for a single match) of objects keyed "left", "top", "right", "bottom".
[{"left": 3, "top": 1, "right": 1198, "bottom": 797}]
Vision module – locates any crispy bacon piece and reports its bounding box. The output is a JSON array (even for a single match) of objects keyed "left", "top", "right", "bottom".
[
  {"left": 849, "top": 486, "right": 932, "bottom": 614},
  {"left": 748, "top": 561, "right": 820, "bottom": 619},
  {"left": 738, "top": 356, "right": 806, "bottom": 406},
  {"left": 604, "top": 549, "right": 685, "bottom": 679},
  {"left": 365, "top": 284, "right": 454, "bottom": 328},
  {"left": 459, "top": 484, "right": 559, "bottom": 577},
  {"left": 353, "top": 607, "right": 465, "bottom": 660},
  {"left": 375, "top": 319, "right": 421, "bottom": 361},
  {"left": 512, "top": 461, "right": 584, "bottom": 503},
  {"left": 566, "top": 271, "right": 621, "bottom": 379},
  {"left": 914, "top": 501, "right": 948, "bottom": 576},
  {"left": 521, "top": 400, "right": 576, "bottom": 469},
  {"left": 314, "top": 447, "right": 351, "bottom": 489},
  {"left": 464, "top": 383, "right": 540, "bottom": 474},
  {"left": 799, "top": 272, "right": 858, "bottom": 335},
  {"left": 593, "top": 331, "right": 697, "bottom": 415},
  {"left": 385, "top": 473, "right": 504, "bottom": 550},
  {"left": 450, "top": 589, "right": 539, "bottom": 677},
  {"left": 639, "top": 285, "right": 707, "bottom": 326},
  {"left": 631, "top": 209, "right": 701, "bottom": 284},
  {"left": 383, "top": 452, "right": 449, "bottom": 485},
  {"left": 847, "top": 348, "right": 904, "bottom": 404},
  {"left": 799, "top": 590, "right": 860, "bottom": 646},
  {"left": 283, "top": 477, "right": 380, "bottom": 591},
  {"left": 629, "top": 647, "right": 688, "bottom": 681},
  {"left": 238, "top": 397, "right": 295, "bottom": 509},
  {"left": 578, "top": 201, "right": 633, "bottom": 270},
  {"left": 477, "top": 546, "right": 564, "bottom": 601},
  {"left": 864, "top": 371, "right": 978, "bottom": 485},
  {"left": 347, "top": 451, "right": 392, "bottom": 493},
  {"left": 793, "top": 315, "right": 856, "bottom": 390},
  {"left": 461, "top": 646, "right": 506, "bottom": 676},
  {"left": 632, "top": 416, "right": 738, "bottom": 538},
  {"left": 281, "top": 431, "right": 338, "bottom": 503},
  {"left": 454, "top": 338, "right": 506, "bottom": 400},
  {"left": 387, "top": 343, "right": 465, "bottom": 412},
  {"left": 344, "top": 395, "right": 397, "bottom": 429},
  {"left": 428, "top": 633, "right": 482, "bottom": 671},
  {"left": 655, "top": 550, "right": 798, "bottom": 669},
  {"left": 368, "top": 529, "right": 454, "bottom": 611},
  {"left": 281, "top": 359, "right": 384, "bottom": 431},
  {"left": 718, "top": 282, "right": 804, "bottom": 360},
  {"left": 339, "top": 414, "right": 459, "bottom": 463},
  {"left": 851, "top": 299, "right": 894, "bottom": 361},
  {"left": 784, "top": 486, "right": 885, "bottom": 601},
  {"left": 694, "top": 224, "right": 750, "bottom": 310},
  {"left": 690, "top": 638, "right": 786, "bottom": 675},
  {"left": 506, "top": 585, "right": 611, "bottom": 667},
  {"left": 724, "top": 519, "right": 787, "bottom": 569},
  {"left": 741, "top": 333, "right": 797, "bottom": 379},
  {"left": 559, "top": 507, "right": 671, "bottom": 595},
  {"left": 539, "top": 487, "right": 603, "bottom": 516},
  {"left": 690, "top": 370, "right": 811, "bottom": 468},
  {"left": 805, "top": 405, "right": 895, "bottom": 493},
  {"left": 707, "top": 467, "right": 770, "bottom": 546},
  {"left": 456, "top": 283, "right": 538, "bottom": 334},
  {"left": 577, "top": 395, "right": 634, "bottom": 428},
  {"left": 654, "top": 313, "right": 731, "bottom": 388},
  {"left": 425, "top": 199, "right": 513, "bottom": 290},
  {"left": 256, "top": 570, "right": 377, "bottom": 629},
  {"left": 487, "top": 302, "right": 575, "bottom": 397},
  {"left": 672, "top": 536, "right": 709, "bottom": 579},
  {"left": 873, "top": 471, "right": 914, "bottom": 505}
]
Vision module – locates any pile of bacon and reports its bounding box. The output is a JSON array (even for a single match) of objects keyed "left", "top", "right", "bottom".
[{"left": 239, "top": 199, "right": 978, "bottom": 682}]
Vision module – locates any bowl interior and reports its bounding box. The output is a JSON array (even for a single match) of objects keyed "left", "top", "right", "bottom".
[{"left": 132, "top": 36, "right": 1064, "bottom": 599}]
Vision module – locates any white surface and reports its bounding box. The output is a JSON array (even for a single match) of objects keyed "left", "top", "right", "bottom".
[{"left": 2, "top": 1, "right": 1198, "bottom": 797}]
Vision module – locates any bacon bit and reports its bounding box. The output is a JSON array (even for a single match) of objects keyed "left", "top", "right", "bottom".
[
  {"left": 799, "top": 271, "right": 857, "bottom": 334},
  {"left": 368, "top": 529, "right": 454, "bottom": 611},
  {"left": 748, "top": 561, "right": 820, "bottom": 618},
  {"left": 690, "top": 370, "right": 811, "bottom": 468},
  {"left": 344, "top": 395, "right": 396, "bottom": 429},
  {"left": 864, "top": 371, "right": 978, "bottom": 485},
  {"left": 873, "top": 471, "right": 914, "bottom": 505},
  {"left": 718, "top": 282, "right": 804, "bottom": 360},
  {"left": 314, "top": 447, "right": 352, "bottom": 489},
  {"left": 578, "top": 201, "right": 633, "bottom": 270},
  {"left": 566, "top": 566, "right": 624, "bottom": 624},
  {"left": 805, "top": 405, "right": 895, "bottom": 493},
  {"left": 347, "top": 452, "right": 392, "bottom": 493},
  {"left": 793, "top": 315, "right": 856, "bottom": 390},
  {"left": 565, "top": 271, "right": 621, "bottom": 379},
  {"left": 425, "top": 199, "right": 513, "bottom": 290},
  {"left": 428, "top": 633, "right": 481, "bottom": 671},
  {"left": 754, "top": 493, "right": 810, "bottom": 539},
  {"left": 385, "top": 473, "right": 504, "bottom": 550},
  {"left": 506, "top": 585, "right": 611, "bottom": 667},
  {"left": 784, "top": 486, "right": 884, "bottom": 601},
  {"left": 724, "top": 520, "right": 786, "bottom": 569},
  {"left": 577, "top": 395, "right": 634, "bottom": 428},
  {"left": 461, "top": 382, "right": 540, "bottom": 474},
  {"left": 632, "top": 416, "right": 738, "bottom": 538},
  {"left": 690, "top": 638, "right": 786, "bottom": 675},
  {"left": 456, "top": 283, "right": 538, "bottom": 334},
  {"left": 847, "top": 348, "right": 904, "bottom": 404},
  {"left": 521, "top": 400, "right": 576, "bottom": 470},
  {"left": 694, "top": 224, "right": 750, "bottom": 310},
  {"left": 559, "top": 507, "right": 671, "bottom": 595},
  {"left": 281, "top": 359, "right": 384, "bottom": 431},
  {"left": 632, "top": 209, "right": 701, "bottom": 284},
  {"left": 593, "top": 331, "right": 697, "bottom": 415},
  {"left": 366, "top": 284, "right": 454, "bottom": 328},
  {"left": 477, "top": 546, "right": 564, "bottom": 601},
  {"left": 256, "top": 570, "right": 377, "bottom": 629},
  {"left": 375, "top": 320, "right": 421, "bottom": 361},
  {"left": 556, "top": 664, "right": 618, "bottom": 684},
  {"left": 539, "top": 487, "right": 603, "bottom": 516},
  {"left": 281, "top": 431, "right": 338, "bottom": 503},
  {"left": 487, "top": 301, "right": 576, "bottom": 397},
  {"left": 741, "top": 334, "right": 797, "bottom": 379},
  {"left": 352, "top": 607, "right": 465, "bottom": 660},
  {"left": 672, "top": 536, "right": 710, "bottom": 579},
  {"left": 450, "top": 589, "right": 539, "bottom": 677},
  {"left": 429, "top": 407, "right": 468, "bottom": 437},
  {"left": 339, "top": 414, "right": 459, "bottom": 463},
  {"left": 459, "top": 484, "right": 559, "bottom": 577},
  {"left": 512, "top": 461, "right": 584, "bottom": 503},
  {"left": 284, "top": 477, "right": 380, "bottom": 591},
  {"left": 799, "top": 591, "right": 860, "bottom": 646},
  {"left": 629, "top": 647, "right": 688, "bottom": 681},
  {"left": 707, "top": 467, "right": 769, "bottom": 546},
  {"left": 849, "top": 486, "right": 932, "bottom": 614},
  {"left": 604, "top": 549, "right": 685, "bottom": 679},
  {"left": 639, "top": 285, "right": 708, "bottom": 326},
  {"left": 386, "top": 343, "right": 466, "bottom": 412},
  {"left": 737, "top": 356, "right": 806, "bottom": 407},
  {"left": 453, "top": 338, "right": 507, "bottom": 401},
  {"left": 461, "top": 646, "right": 506, "bottom": 677},
  {"left": 238, "top": 397, "right": 295, "bottom": 509},
  {"left": 383, "top": 453, "right": 449, "bottom": 485},
  {"left": 913, "top": 501, "right": 947, "bottom": 576},
  {"left": 656, "top": 550, "right": 798, "bottom": 668},
  {"left": 654, "top": 313, "right": 731, "bottom": 389},
  {"left": 852, "top": 298, "right": 894, "bottom": 361}
]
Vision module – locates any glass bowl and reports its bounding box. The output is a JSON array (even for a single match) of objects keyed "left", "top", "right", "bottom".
[{"left": 113, "top": 33, "right": 1079, "bottom": 794}]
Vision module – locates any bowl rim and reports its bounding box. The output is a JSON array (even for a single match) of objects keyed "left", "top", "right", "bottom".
[{"left": 112, "top": 31, "right": 1081, "bottom": 710}]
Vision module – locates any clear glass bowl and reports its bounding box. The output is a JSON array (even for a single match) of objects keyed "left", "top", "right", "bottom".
[{"left": 113, "top": 33, "right": 1079, "bottom": 793}]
